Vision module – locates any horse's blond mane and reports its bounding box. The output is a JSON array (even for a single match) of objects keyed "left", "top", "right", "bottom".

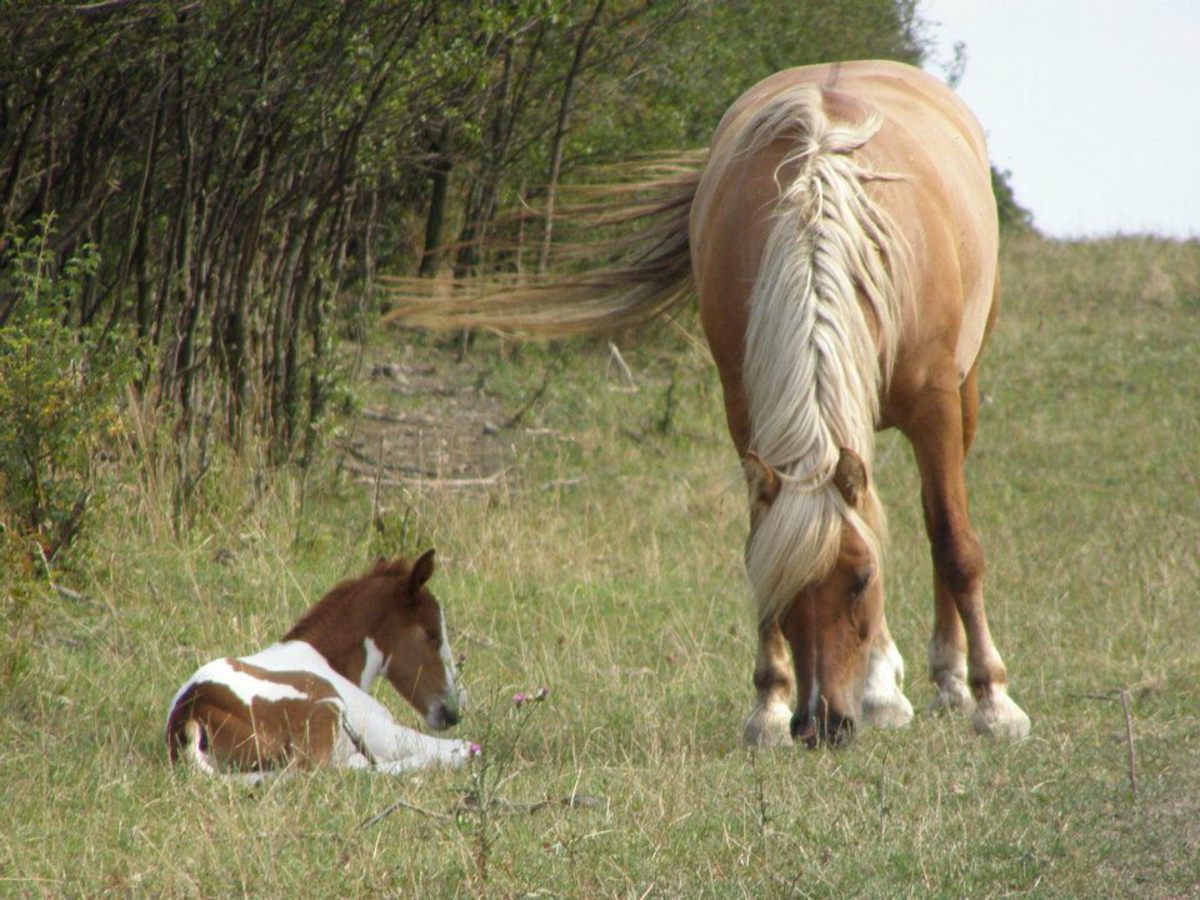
[{"left": 738, "top": 85, "right": 906, "bottom": 622}]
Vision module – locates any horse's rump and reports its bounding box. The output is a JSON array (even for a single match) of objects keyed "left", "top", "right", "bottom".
[{"left": 167, "top": 665, "right": 343, "bottom": 773}]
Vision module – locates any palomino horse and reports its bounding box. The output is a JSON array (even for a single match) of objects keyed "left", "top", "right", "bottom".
[
  {"left": 391, "top": 60, "right": 1031, "bottom": 746},
  {"left": 167, "top": 551, "right": 478, "bottom": 779}
]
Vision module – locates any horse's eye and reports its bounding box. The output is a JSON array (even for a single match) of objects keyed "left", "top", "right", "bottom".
[{"left": 849, "top": 565, "right": 874, "bottom": 597}]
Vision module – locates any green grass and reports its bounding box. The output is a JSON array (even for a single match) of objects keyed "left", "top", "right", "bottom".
[{"left": 2, "top": 236, "right": 1199, "bottom": 896}]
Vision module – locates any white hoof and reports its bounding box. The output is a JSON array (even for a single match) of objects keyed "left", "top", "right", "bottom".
[
  {"left": 743, "top": 701, "right": 795, "bottom": 748},
  {"left": 972, "top": 691, "right": 1031, "bottom": 740},
  {"left": 928, "top": 676, "right": 975, "bottom": 715},
  {"left": 863, "top": 690, "right": 914, "bottom": 729},
  {"left": 862, "top": 641, "right": 914, "bottom": 729}
]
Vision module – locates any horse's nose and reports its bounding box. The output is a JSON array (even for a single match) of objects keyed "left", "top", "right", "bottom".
[
  {"left": 821, "top": 711, "right": 856, "bottom": 747},
  {"left": 790, "top": 713, "right": 819, "bottom": 749},
  {"left": 790, "top": 710, "right": 856, "bottom": 748}
]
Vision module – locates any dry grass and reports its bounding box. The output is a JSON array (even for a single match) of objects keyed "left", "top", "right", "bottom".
[{"left": 2, "top": 236, "right": 1199, "bottom": 896}]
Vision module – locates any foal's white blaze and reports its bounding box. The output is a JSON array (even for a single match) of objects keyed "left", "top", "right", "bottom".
[
  {"left": 361, "top": 637, "right": 386, "bottom": 690},
  {"left": 438, "top": 611, "right": 466, "bottom": 710}
]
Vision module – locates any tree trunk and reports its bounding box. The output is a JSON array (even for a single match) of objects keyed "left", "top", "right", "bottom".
[
  {"left": 419, "top": 122, "right": 452, "bottom": 277},
  {"left": 538, "top": 0, "right": 606, "bottom": 274}
]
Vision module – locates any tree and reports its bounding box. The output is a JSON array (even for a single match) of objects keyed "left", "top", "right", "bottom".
[{"left": 0, "top": 0, "right": 940, "bottom": 470}]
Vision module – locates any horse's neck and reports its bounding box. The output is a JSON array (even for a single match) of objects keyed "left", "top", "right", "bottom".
[
  {"left": 281, "top": 580, "right": 399, "bottom": 690},
  {"left": 283, "top": 618, "right": 387, "bottom": 692}
]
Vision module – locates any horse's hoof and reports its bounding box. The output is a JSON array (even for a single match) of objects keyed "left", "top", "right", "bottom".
[
  {"left": 743, "top": 701, "right": 795, "bottom": 748},
  {"left": 971, "top": 692, "right": 1031, "bottom": 740},
  {"left": 862, "top": 642, "right": 914, "bottom": 729},
  {"left": 862, "top": 691, "right": 914, "bottom": 729},
  {"left": 927, "top": 677, "right": 975, "bottom": 715}
]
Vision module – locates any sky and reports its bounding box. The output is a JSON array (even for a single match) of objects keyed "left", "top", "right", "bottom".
[{"left": 918, "top": 0, "right": 1200, "bottom": 239}]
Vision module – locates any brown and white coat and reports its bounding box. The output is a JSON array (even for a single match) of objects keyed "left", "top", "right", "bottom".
[{"left": 166, "top": 552, "right": 477, "bottom": 780}]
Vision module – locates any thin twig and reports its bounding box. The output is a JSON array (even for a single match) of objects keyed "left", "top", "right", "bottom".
[
  {"left": 606, "top": 341, "right": 636, "bottom": 388},
  {"left": 1118, "top": 689, "right": 1138, "bottom": 803},
  {"left": 370, "top": 432, "right": 385, "bottom": 530},
  {"left": 503, "top": 365, "right": 557, "bottom": 428},
  {"left": 354, "top": 471, "right": 504, "bottom": 491},
  {"left": 538, "top": 477, "right": 585, "bottom": 491},
  {"left": 358, "top": 796, "right": 453, "bottom": 830}
]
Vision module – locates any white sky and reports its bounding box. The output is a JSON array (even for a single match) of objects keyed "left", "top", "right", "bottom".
[{"left": 919, "top": 0, "right": 1200, "bottom": 239}]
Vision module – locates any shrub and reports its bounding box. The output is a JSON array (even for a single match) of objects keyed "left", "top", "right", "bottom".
[{"left": 0, "top": 220, "right": 135, "bottom": 567}]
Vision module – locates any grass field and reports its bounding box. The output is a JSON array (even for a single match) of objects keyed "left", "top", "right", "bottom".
[{"left": 2, "top": 235, "right": 1198, "bottom": 896}]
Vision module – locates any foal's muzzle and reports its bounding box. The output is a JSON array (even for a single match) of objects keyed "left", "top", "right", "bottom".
[{"left": 427, "top": 701, "right": 461, "bottom": 731}]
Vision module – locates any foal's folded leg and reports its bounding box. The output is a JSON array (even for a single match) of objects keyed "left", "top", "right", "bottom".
[{"left": 353, "top": 710, "right": 476, "bottom": 771}]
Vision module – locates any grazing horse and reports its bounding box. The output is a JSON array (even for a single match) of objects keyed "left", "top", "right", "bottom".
[
  {"left": 390, "top": 60, "right": 1031, "bottom": 746},
  {"left": 167, "top": 551, "right": 478, "bottom": 779}
]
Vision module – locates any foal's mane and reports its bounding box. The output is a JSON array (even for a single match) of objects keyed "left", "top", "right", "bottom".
[
  {"left": 283, "top": 558, "right": 414, "bottom": 650},
  {"left": 736, "top": 84, "right": 906, "bottom": 621}
]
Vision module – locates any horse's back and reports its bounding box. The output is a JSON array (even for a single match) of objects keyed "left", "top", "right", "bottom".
[{"left": 692, "top": 60, "right": 999, "bottom": 430}]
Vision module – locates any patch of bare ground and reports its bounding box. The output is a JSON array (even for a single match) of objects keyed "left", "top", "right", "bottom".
[{"left": 334, "top": 342, "right": 528, "bottom": 491}]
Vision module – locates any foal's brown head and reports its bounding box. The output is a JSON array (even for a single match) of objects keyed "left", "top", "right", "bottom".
[
  {"left": 285, "top": 549, "right": 465, "bottom": 730},
  {"left": 372, "top": 550, "right": 465, "bottom": 730},
  {"left": 744, "top": 449, "right": 884, "bottom": 747}
]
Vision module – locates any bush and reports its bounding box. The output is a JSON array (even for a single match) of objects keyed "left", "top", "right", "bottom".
[{"left": 0, "top": 220, "right": 135, "bottom": 567}]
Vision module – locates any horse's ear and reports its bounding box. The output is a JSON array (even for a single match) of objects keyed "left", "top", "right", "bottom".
[
  {"left": 833, "top": 448, "right": 868, "bottom": 508},
  {"left": 408, "top": 549, "right": 436, "bottom": 594},
  {"left": 742, "top": 451, "right": 781, "bottom": 508}
]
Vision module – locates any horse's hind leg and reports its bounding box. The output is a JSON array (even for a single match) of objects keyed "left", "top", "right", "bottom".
[
  {"left": 743, "top": 617, "right": 796, "bottom": 747},
  {"left": 904, "top": 372, "right": 1030, "bottom": 739}
]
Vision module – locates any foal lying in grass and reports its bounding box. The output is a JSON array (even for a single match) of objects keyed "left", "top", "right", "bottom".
[{"left": 167, "top": 551, "right": 477, "bottom": 781}]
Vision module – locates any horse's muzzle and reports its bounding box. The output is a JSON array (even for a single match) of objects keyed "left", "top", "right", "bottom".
[{"left": 791, "top": 710, "right": 856, "bottom": 748}]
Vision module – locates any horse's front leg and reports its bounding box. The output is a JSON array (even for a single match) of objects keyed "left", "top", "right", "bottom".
[
  {"left": 743, "top": 616, "right": 796, "bottom": 747},
  {"left": 335, "top": 702, "right": 477, "bottom": 772},
  {"left": 861, "top": 615, "right": 915, "bottom": 729},
  {"left": 903, "top": 376, "right": 1030, "bottom": 739},
  {"left": 364, "top": 717, "right": 476, "bottom": 771}
]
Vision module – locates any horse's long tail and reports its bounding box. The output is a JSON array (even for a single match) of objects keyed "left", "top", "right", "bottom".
[{"left": 384, "top": 153, "right": 706, "bottom": 337}]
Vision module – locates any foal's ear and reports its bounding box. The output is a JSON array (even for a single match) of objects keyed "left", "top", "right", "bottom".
[
  {"left": 408, "top": 549, "right": 436, "bottom": 594},
  {"left": 833, "top": 448, "right": 868, "bottom": 508},
  {"left": 742, "top": 451, "right": 782, "bottom": 508}
]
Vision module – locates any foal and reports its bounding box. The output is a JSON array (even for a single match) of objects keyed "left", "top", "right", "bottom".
[{"left": 166, "top": 550, "right": 477, "bottom": 779}]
